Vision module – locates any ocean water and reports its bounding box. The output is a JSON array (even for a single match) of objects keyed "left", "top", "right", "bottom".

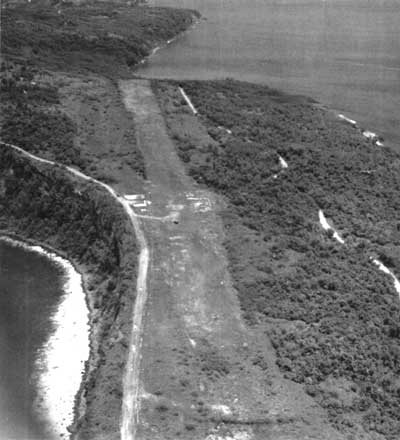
[
  {"left": 0, "top": 240, "right": 64, "bottom": 440},
  {"left": 0, "top": 237, "right": 90, "bottom": 440},
  {"left": 137, "top": 0, "right": 400, "bottom": 149}
]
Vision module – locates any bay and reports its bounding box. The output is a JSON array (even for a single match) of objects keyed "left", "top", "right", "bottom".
[{"left": 0, "top": 240, "right": 63, "bottom": 440}]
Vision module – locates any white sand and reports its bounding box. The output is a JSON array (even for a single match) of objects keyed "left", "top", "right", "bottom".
[
  {"left": 1, "top": 141, "right": 150, "bottom": 440},
  {"left": 0, "top": 237, "right": 90, "bottom": 439}
]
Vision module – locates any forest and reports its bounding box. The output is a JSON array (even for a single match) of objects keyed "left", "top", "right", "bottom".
[
  {"left": 1, "top": 64, "right": 85, "bottom": 167},
  {"left": 0, "top": 3, "right": 199, "bottom": 437},
  {"left": 0, "top": 0, "right": 197, "bottom": 175},
  {"left": 1, "top": 2, "right": 198, "bottom": 78},
  {"left": 153, "top": 79, "right": 400, "bottom": 439},
  {"left": 0, "top": 62, "right": 147, "bottom": 181},
  {"left": 0, "top": 146, "right": 139, "bottom": 438},
  {"left": 0, "top": 56, "right": 147, "bottom": 438},
  {"left": 2, "top": 1, "right": 400, "bottom": 436}
]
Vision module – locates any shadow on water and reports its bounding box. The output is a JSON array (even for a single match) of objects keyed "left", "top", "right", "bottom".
[{"left": 0, "top": 240, "right": 63, "bottom": 440}]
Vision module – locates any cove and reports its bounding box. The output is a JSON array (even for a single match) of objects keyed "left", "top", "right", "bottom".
[{"left": 0, "top": 238, "right": 89, "bottom": 440}]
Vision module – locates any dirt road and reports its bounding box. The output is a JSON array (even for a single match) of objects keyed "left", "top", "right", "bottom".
[
  {"left": 119, "top": 80, "right": 345, "bottom": 440},
  {"left": 1, "top": 76, "right": 348, "bottom": 438},
  {"left": 120, "top": 243, "right": 149, "bottom": 440},
  {"left": 0, "top": 140, "right": 150, "bottom": 440}
]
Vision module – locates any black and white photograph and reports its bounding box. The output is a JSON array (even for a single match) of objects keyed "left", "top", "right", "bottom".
[{"left": 0, "top": 0, "right": 399, "bottom": 439}]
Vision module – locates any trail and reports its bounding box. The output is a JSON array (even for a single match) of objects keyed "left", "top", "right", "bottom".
[{"left": 0, "top": 141, "right": 148, "bottom": 440}]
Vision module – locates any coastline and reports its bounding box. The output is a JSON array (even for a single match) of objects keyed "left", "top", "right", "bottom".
[
  {"left": 2, "top": 2, "right": 399, "bottom": 437},
  {"left": 0, "top": 138, "right": 141, "bottom": 438},
  {"left": 1, "top": 73, "right": 394, "bottom": 440},
  {"left": 0, "top": 233, "right": 94, "bottom": 439},
  {"left": 0, "top": 4, "right": 197, "bottom": 438},
  {"left": 337, "top": 112, "right": 385, "bottom": 146},
  {"left": 134, "top": 13, "right": 201, "bottom": 70}
]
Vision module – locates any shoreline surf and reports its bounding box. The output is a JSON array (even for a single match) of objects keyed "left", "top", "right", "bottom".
[{"left": 0, "top": 235, "right": 90, "bottom": 440}]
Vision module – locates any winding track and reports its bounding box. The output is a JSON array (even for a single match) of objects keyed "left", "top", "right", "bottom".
[{"left": 0, "top": 141, "right": 148, "bottom": 440}]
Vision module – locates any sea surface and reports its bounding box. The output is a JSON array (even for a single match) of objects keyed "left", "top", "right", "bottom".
[
  {"left": 137, "top": 0, "right": 400, "bottom": 149},
  {"left": 0, "top": 240, "right": 64, "bottom": 440}
]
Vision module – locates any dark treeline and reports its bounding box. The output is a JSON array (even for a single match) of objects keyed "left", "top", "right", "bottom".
[
  {"left": 154, "top": 79, "right": 400, "bottom": 439},
  {"left": 1, "top": 3, "right": 198, "bottom": 78},
  {"left": 1, "top": 64, "right": 85, "bottom": 168},
  {"left": 0, "top": 2, "right": 198, "bottom": 437},
  {"left": 0, "top": 147, "right": 138, "bottom": 438},
  {"left": 0, "top": 63, "right": 148, "bottom": 182}
]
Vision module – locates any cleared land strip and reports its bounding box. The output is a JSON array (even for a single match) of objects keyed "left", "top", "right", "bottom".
[
  {"left": 0, "top": 140, "right": 148, "bottom": 440},
  {"left": 118, "top": 80, "right": 346, "bottom": 440}
]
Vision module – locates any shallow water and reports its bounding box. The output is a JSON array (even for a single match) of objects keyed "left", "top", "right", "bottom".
[
  {"left": 0, "top": 240, "right": 63, "bottom": 440},
  {"left": 0, "top": 238, "right": 89, "bottom": 440},
  {"left": 138, "top": 0, "right": 400, "bottom": 149}
]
